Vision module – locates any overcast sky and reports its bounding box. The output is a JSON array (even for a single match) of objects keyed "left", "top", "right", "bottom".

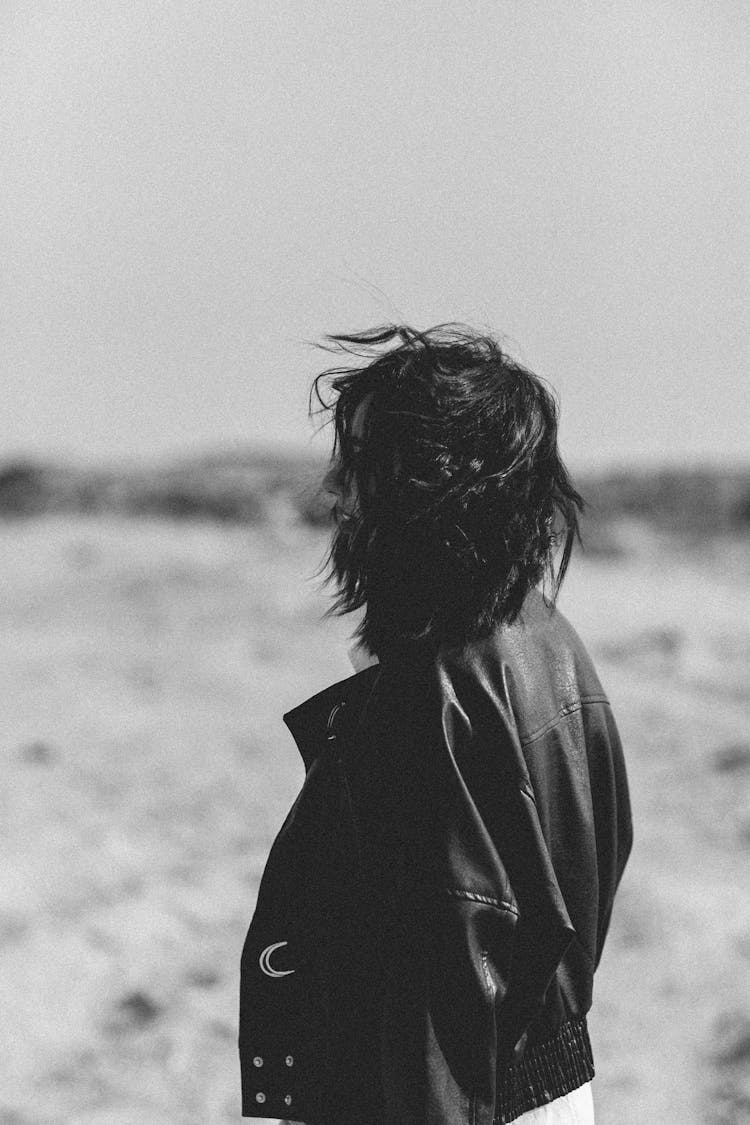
[{"left": 2, "top": 1, "right": 748, "bottom": 471}]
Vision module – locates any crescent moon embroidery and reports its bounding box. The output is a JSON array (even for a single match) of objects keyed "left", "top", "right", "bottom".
[{"left": 259, "top": 941, "right": 295, "bottom": 978}]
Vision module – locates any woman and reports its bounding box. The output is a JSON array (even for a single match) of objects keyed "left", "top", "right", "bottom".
[{"left": 239, "top": 324, "right": 633, "bottom": 1125}]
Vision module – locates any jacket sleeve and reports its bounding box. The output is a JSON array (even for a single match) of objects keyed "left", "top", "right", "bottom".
[
  {"left": 354, "top": 658, "right": 578, "bottom": 1125},
  {"left": 588, "top": 699, "right": 633, "bottom": 969}
]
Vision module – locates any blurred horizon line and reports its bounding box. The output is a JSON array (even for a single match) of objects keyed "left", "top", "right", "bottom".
[{"left": 4, "top": 438, "right": 749, "bottom": 479}]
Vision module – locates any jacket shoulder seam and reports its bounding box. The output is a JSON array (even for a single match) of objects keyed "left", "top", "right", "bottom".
[{"left": 521, "top": 694, "right": 610, "bottom": 748}]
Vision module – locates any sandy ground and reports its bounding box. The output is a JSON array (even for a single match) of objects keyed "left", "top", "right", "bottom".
[{"left": 0, "top": 515, "right": 748, "bottom": 1125}]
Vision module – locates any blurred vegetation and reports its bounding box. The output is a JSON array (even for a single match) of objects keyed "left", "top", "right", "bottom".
[
  {"left": 0, "top": 450, "right": 330, "bottom": 527},
  {"left": 0, "top": 452, "right": 748, "bottom": 554}
]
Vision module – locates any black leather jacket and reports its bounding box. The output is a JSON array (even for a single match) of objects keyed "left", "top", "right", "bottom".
[{"left": 239, "top": 589, "right": 633, "bottom": 1124}]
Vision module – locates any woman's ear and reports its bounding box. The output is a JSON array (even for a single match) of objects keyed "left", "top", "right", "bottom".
[{"left": 348, "top": 639, "right": 380, "bottom": 672}]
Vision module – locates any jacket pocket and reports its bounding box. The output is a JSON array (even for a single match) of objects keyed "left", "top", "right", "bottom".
[{"left": 377, "top": 888, "right": 518, "bottom": 1125}]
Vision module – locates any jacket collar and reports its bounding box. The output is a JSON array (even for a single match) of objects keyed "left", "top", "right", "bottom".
[{"left": 282, "top": 664, "right": 382, "bottom": 771}]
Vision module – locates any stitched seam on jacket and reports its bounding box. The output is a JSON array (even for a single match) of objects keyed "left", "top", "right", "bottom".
[
  {"left": 521, "top": 694, "right": 610, "bottom": 748},
  {"left": 445, "top": 888, "right": 519, "bottom": 917}
]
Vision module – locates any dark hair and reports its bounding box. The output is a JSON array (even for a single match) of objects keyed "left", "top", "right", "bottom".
[{"left": 309, "top": 323, "right": 584, "bottom": 658}]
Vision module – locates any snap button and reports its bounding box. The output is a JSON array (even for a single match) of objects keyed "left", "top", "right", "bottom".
[
  {"left": 255, "top": 1092, "right": 266, "bottom": 1104},
  {"left": 252, "top": 1056, "right": 263, "bottom": 1067},
  {"left": 284, "top": 1094, "right": 293, "bottom": 1106},
  {"left": 285, "top": 1054, "right": 294, "bottom": 1066}
]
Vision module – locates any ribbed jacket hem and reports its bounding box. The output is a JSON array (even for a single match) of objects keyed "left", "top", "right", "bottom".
[{"left": 494, "top": 1016, "right": 595, "bottom": 1124}]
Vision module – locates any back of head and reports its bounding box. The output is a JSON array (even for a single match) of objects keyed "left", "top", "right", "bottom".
[{"left": 309, "top": 323, "right": 584, "bottom": 659}]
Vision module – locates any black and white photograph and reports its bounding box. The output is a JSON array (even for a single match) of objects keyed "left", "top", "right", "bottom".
[{"left": 2, "top": 4, "right": 748, "bottom": 1124}]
